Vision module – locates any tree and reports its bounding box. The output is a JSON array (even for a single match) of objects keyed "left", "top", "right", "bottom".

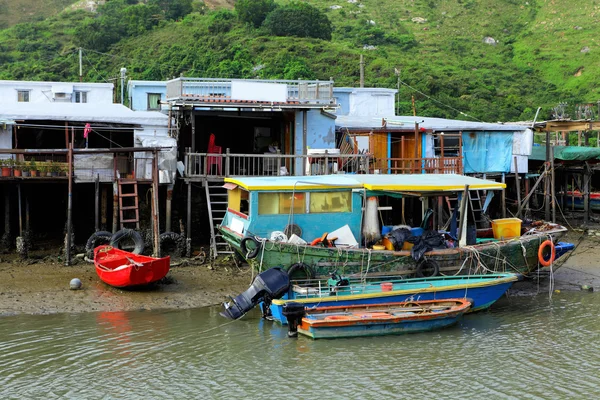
[
  {"left": 263, "top": 2, "right": 332, "bottom": 40},
  {"left": 235, "top": 0, "right": 275, "bottom": 28},
  {"left": 148, "top": 0, "right": 193, "bottom": 21}
]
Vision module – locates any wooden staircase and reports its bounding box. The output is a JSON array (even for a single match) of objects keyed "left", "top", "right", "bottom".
[
  {"left": 118, "top": 179, "right": 140, "bottom": 229},
  {"left": 204, "top": 181, "right": 232, "bottom": 259}
]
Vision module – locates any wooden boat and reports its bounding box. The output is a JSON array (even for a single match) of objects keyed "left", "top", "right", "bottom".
[
  {"left": 219, "top": 174, "right": 570, "bottom": 278},
  {"left": 270, "top": 273, "right": 519, "bottom": 324},
  {"left": 94, "top": 245, "right": 170, "bottom": 288},
  {"left": 297, "top": 299, "right": 471, "bottom": 339}
]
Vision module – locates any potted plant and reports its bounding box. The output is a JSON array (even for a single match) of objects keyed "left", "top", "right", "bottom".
[
  {"left": 1, "top": 158, "right": 13, "bottom": 177},
  {"left": 13, "top": 160, "right": 22, "bottom": 177},
  {"left": 50, "top": 162, "right": 61, "bottom": 177},
  {"left": 29, "top": 160, "right": 38, "bottom": 177},
  {"left": 21, "top": 161, "right": 30, "bottom": 177},
  {"left": 39, "top": 164, "right": 49, "bottom": 177}
]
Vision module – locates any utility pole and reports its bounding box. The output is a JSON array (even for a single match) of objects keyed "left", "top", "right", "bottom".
[
  {"left": 79, "top": 48, "right": 83, "bottom": 82},
  {"left": 395, "top": 67, "right": 400, "bottom": 115},
  {"left": 120, "top": 67, "right": 127, "bottom": 105},
  {"left": 359, "top": 55, "right": 364, "bottom": 88}
]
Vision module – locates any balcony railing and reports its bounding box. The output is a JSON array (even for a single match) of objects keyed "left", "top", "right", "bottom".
[
  {"left": 372, "top": 157, "right": 463, "bottom": 175},
  {"left": 0, "top": 148, "right": 173, "bottom": 183},
  {"left": 166, "top": 77, "right": 335, "bottom": 105},
  {"left": 184, "top": 151, "right": 370, "bottom": 178}
]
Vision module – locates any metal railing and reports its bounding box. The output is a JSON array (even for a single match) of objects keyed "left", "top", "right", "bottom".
[
  {"left": 184, "top": 151, "right": 370, "bottom": 178},
  {"left": 166, "top": 77, "right": 335, "bottom": 104},
  {"left": 0, "top": 148, "right": 168, "bottom": 183},
  {"left": 372, "top": 157, "right": 463, "bottom": 175}
]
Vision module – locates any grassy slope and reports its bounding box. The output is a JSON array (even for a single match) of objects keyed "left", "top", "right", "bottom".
[
  {"left": 0, "top": 0, "right": 78, "bottom": 28},
  {"left": 1, "top": 0, "right": 599, "bottom": 121}
]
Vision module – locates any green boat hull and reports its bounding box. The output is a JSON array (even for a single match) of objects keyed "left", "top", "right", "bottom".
[{"left": 220, "top": 226, "right": 567, "bottom": 278}]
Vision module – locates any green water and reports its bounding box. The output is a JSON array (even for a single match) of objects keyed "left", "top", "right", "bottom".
[{"left": 1, "top": 292, "right": 599, "bottom": 399}]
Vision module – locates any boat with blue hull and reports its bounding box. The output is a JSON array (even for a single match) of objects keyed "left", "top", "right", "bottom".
[
  {"left": 297, "top": 299, "right": 471, "bottom": 339},
  {"left": 270, "top": 273, "right": 519, "bottom": 324}
]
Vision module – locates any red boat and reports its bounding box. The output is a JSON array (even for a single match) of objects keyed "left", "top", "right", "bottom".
[{"left": 94, "top": 245, "right": 170, "bottom": 288}]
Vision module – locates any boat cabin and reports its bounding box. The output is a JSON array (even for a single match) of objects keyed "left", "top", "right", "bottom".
[{"left": 221, "top": 174, "right": 508, "bottom": 249}]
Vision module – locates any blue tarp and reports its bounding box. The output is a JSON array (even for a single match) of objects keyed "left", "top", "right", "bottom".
[{"left": 462, "top": 131, "right": 514, "bottom": 173}]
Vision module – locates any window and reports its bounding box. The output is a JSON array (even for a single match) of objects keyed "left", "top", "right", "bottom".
[
  {"left": 257, "top": 191, "right": 352, "bottom": 215},
  {"left": 309, "top": 192, "right": 352, "bottom": 213},
  {"left": 17, "top": 90, "right": 30, "bottom": 102},
  {"left": 258, "top": 193, "right": 306, "bottom": 215},
  {"left": 75, "top": 91, "right": 87, "bottom": 103},
  {"left": 147, "top": 93, "right": 162, "bottom": 110}
]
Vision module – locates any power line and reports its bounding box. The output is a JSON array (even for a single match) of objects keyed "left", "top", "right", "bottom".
[{"left": 398, "top": 78, "right": 483, "bottom": 122}]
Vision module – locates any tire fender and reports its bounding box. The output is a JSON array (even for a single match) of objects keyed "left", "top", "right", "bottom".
[{"left": 110, "top": 229, "right": 145, "bottom": 255}]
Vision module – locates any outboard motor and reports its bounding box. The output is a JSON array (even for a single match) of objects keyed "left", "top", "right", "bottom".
[
  {"left": 220, "top": 267, "right": 290, "bottom": 320},
  {"left": 282, "top": 302, "right": 305, "bottom": 338}
]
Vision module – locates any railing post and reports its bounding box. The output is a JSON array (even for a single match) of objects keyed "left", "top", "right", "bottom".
[
  {"left": 277, "top": 150, "right": 282, "bottom": 176},
  {"left": 203, "top": 153, "right": 208, "bottom": 177},
  {"left": 325, "top": 151, "right": 329, "bottom": 175},
  {"left": 225, "top": 148, "right": 230, "bottom": 177}
]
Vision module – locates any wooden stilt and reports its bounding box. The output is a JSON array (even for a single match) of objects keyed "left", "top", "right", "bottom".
[{"left": 501, "top": 173, "right": 506, "bottom": 218}]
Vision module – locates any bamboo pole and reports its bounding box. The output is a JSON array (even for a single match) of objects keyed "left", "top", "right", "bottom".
[
  {"left": 513, "top": 156, "right": 521, "bottom": 208},
  {"left": 551, "top": 146, "right": 556, "bottom": 223},
  {"left": 152, "top": 150, "right": 160, "bottom": 257},
  {"left": 516, "top": 170, "right": 547, "bottom": 217}
]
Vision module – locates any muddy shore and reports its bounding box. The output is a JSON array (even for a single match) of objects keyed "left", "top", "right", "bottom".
[{"left": 1, "top": 230, "right": 598, "bottom": 316}]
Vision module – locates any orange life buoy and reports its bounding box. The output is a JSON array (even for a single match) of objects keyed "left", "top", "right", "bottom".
[{"left": 538, "top": 240, "right": 556, "bottom": 267}]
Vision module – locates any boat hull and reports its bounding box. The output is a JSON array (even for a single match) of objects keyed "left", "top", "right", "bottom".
[
  {"left": 271, "top": 273, "right": 518, "bottom": 324},
  {"left": 221, "top": 226, "right": 566, "bottom": 277},
  {"left": 94, "top": 246, "right": 170, "bottom": 288},
  {"left": 299, "top": 299, "right": 470, "bottom": 339}
]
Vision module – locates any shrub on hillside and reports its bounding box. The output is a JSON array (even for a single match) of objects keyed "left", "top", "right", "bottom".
[
  {"left": 263, "top": 2, "right": 332, "bottom": 40},
  {"left": 235, "top": 0, "right": 275, "bottom": 28},
  {"left": 149, "top": 0, "right": 194, "bottom": 21}
]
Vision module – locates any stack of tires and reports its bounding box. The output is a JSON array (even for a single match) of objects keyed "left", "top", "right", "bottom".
[{"left": 85, "top": 229, "right": 186, "bottom": 260}]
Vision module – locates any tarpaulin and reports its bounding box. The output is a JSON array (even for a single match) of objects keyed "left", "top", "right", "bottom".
[
  {"left": 462, "top": 131, "right": 514, "bottom": 173},
  {"left": 530, "top": 145, "right": 600, "bottom": 161}
]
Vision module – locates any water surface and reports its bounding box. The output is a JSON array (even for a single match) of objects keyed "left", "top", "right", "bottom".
[{"left": 1, "top": 293, "right": 599, "bottom": 399}]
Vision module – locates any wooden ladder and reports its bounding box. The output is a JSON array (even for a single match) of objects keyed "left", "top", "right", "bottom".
[
  {"left": 445, "top": 190, "right": 487, "bottom": 230},
  {"left": 205, "top": 180, "right": 232, "bottom": 259},
  {"left": 118, "top": 179, "right": 140, "bottom": 230}
]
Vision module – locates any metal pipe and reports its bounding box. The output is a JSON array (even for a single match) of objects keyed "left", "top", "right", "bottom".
[
  {"left": 95, "top": 174, "right": 99, "bottom": 231},
  {"left": 152, "top": 150, "right": 160, "bottom": 257}
]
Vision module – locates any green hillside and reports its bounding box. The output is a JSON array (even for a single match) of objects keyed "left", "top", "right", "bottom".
[
  {"left": 0, "top": 0, "right": 78, "bottom": 28},
  {"left": 0, "top": 0, "right": 598, "bottom": 123}
]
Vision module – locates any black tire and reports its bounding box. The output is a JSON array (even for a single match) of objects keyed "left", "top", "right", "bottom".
[
  {"left": 284, "top": 224, "right": 302, "bottom": 238},
  {"left": 416, "top": 259, "right": 440, "bottom": 278},
  {"left": 287, "top": 262, "right": 315, "bottom": 281},
  {"left": 110, "top": 228, "right": 145, "bottom": 255},
  {"left": 240, "top": 236, "right": 260, "bottom": 259},
  {"left": 159, "top": 232, "right": 184, "bottom": 257},
  {"left": 85, "top": 231, "right": 113, "bottom": 259}
]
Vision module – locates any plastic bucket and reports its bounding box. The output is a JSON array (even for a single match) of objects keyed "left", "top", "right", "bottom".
[{"left": 380, "top": 282, "right": 393, "bottom": 292}]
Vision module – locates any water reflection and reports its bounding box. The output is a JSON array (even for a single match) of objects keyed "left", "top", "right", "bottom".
[{"left": 0, "top": 293, "right": 599, "bottom": 398}]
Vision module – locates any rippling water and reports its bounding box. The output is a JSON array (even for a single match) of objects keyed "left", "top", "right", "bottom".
[{"left": 1, "top": 293, "right": 599, "bottom": 399}]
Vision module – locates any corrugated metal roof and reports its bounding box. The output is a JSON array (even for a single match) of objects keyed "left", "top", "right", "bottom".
[
  {"left": 0, "top": 102, "right": 168, "bottom": 126},
  {"left": 335, "top": 115, "right": 528, "bottom": 132},
  {"left": 224, "top": 174, "right": 505, "bottom": 191}
]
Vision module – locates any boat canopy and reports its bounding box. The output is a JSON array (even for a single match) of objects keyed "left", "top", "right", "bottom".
[{"left": 224, "top": 174, "right": 505, "bottom": 192}]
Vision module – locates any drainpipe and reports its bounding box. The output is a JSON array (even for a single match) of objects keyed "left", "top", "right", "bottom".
[{"left": 387, "top": 132, "right": 391, "bottom": 174}]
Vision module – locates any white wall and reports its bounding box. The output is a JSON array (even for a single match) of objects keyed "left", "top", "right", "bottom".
[
  {"left": 0, "top": 127, "right": 12, "bottom": 151},
  {"left": 348, "top": 89, "right": 396, "bottom": 117},
  {"left": 0, "top": 80, "right": 114, "bottom": 104}
]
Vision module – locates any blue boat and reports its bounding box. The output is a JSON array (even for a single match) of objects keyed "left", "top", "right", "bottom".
[{"left": 270, "top": 273, "right": 519, "bottom": 324}]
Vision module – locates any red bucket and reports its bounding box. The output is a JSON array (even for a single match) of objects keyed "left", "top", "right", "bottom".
[{"left": 380, "top": 282, "right": 393, "bottom": 292}]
